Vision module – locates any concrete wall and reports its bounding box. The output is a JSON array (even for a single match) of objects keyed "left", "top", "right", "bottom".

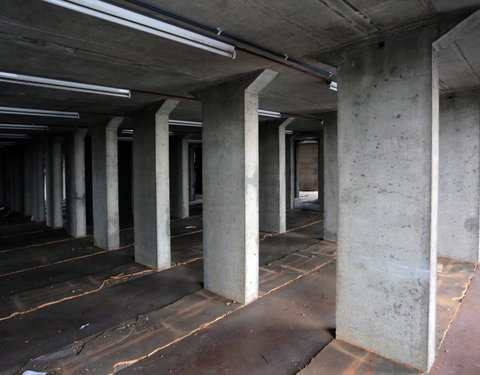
[
  {"left": 438, "top": 90, "right": 480, "bottom": 263},
  {"left": 298, "top": 142, "right": 318, "bottom": 190}
]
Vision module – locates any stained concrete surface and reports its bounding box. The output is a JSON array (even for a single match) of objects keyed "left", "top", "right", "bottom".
[
  {"left": 1, "top": 210, "right": 475, "bottom": 374},
  {"left": 298, "top": 340, "right": 420, "bottom": 375},
  {"left": 295, "top": 257, "right": 477, "bottom": 375},
  {"left": 121, "top": 262, "right": 337, "bottom": 375},
  {"left": 0, "top": 210, "right": 326, "bottom": 373},
  {"left": 435, "top": 257, "right": 476, "bottom": 350},
  {"left": 431, "top": 266, "right": 480, "bottom": 375}
]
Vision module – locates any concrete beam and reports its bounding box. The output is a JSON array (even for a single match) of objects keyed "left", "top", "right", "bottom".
[
  {"left": 434, "top": 9, "right": 480, "bottom": 51},
  {"left": 259, "top": 117, "right": 294, "bottom": 233},
  {"left": 91, "top": 117, "right": 124, "bottom": 250},
  {"left": 66, "top": 129, "right": 88, "bottom": 238},
  {"left": 133, "top": 100, "right": 179, "bottom": 270},
  {"left": 199, "top": 69, "right": 278, "bottom": 304},
  {"left": 335, "top": 25, "right": 439, "bottom": 371},
  {"left": 438, "top": 90, "right": 480, "bottom": 263}
]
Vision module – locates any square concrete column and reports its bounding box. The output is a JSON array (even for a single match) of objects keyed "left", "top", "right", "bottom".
[
  {"left": 333, "top": 25, "right": 439, "bottom": 371},
  {"left": 438, "top": 90, "right": 480, "bottom": 263},
  {"left": 133, "top": 100, "right": 179, "bottom": 270},
  {"left": 294, "top": 141, "right": 300, "bottom": 198},
  {"left": 200, "top": 69, "right": 278, "bottom": 304},
  {"left": 32, "top": 142, "right": 46, "bottom": 222},
  {"left": 66, "top": 129, "right": 88, "bottom": 237},
  {"left": 285, "top": 134, "right": 295, "bottom": 210},
  {"left": 12, "top": 150, "right": 23, "bottom": 213},
  {"left": 316, "top": 133, "right": 324, "bottom": 214},
  {"left": 323, "top": 113, "right": 338, "bottom": 241},
  {"left": 91, "top": 117, "right": 124, "bottom": 250},
  {"left": 23, "top": 146, "right": 33, "bottom": 218},
  {"left": 45, "top": 139, "right": 54, "bottom": 227},
  {"left": 170, "top": 134, "right": 191, "bottom": 219},
  {"left": 51, "top": 137, "right": 64, "bottom": 228},
  {"left": 259, "top": 118, "right": 294, "bottom": 233}
]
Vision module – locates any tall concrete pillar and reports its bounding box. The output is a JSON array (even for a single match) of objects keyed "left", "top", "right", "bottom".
[
  {"left": 52, "top": 137, "right": 64, "bottom": 228},
  {"left": 23, "top": 146, "right": 33, "bottom": 218},
  {"left": 32, "top": 142, "right": 46, "bottom": 222},
  {"left": 91, "top": 117, "right": 123, "bottom": 250},
  {"left": 316, "top": 133, "right": 324, "bottom": 213},
  {"left": 323, "top": 113, "right": 338, "bottom": 241},
  {"left": 66, "top": 129, "right": 88, "bottom": 237},
  {"left": 188, "top": 145, "right": 196, "bottom": 201},
  {"left": 133, "top": 101, "right": 178, "bottom": 269},
  {"left": 0, "top": 153, "right": 5, "bottom": 208},
  {"left": 333, "top": 25, "right": 439, "bottom": 371},
  {"left": 285, "top": 134, "right": 295, "bottom": 210},
  {"left": 170, "top": 134, "right": 190, "bottom": 219},
  {"left": 259, "top": 118, "right": 294, "bottom": 233},
  {"left": 294, "top": 141, "right": 300, "bottom": 198},
  {"left": 200, "top": 69, "right": 278, "bottom": 304},
  {"left": 12, "top": 150, "right": 23, "bottom": 213},
  {"left": 438, "top": 90, "right": 480, "bottom": 263},
  {"left": 45, "top": 139, "right": 54, "bottom": 227}
]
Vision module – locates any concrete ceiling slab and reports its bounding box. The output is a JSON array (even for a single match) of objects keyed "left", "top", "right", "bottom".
[{"left": 0, "top": 0, "right": 479, "bottom": 133}]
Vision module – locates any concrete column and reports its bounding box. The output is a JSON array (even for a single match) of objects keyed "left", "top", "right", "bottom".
[
  {"left": 91, "top": 117, "right": 123, "bottom": 249},
  {"left": 259, "top": 118, "right": 294, "bottom": 233},
  {"left": 0, "top": 153, "right": 5, "bottom": 208},
  {"left": 32, "top": 142, "right": 45, "bottom": 222},
  {"left": 438, "top": 90, "right": 480, "bottom": 263},
  {"left": 66, "top": 129, "right": 88, "bottom": 237},
  {"left": 334, "top": 25, "right": 439, "bottom": 371},
  {"left": 6, "top": 152, "right": 14, "bottom": 210},
  {"left": 133, "top": 100, "right": 178, "bottom": 269},
  {"left": 317, "top": 133, "right": 324, "bottom": 213},
  {"left": 285, "top": 134, "right": 295, "bottom": 210},
  {"left": 23, "top": 146, "right": 33, "bottom": 218},
  {"left": 294, "top": 141, "right": 300, "bottom": 198},
  {"left": 323, "top": 113, "right": 338, "bottom": 241},
  {"left": 52, "top": 137, "right": 64, "bottom": 228},
  {"left": 45, "top": 140, "right": 54, "bottom": 227},
  {"left": 170, "top": 134, "right": 191, "bottom": 219},
  {"left": 188, "top": 145, "right": 196, "bottom": 201},
  {"left": 12, "top": 150, "right": 23, "bottom": 213},
  {"left": 200, "top": 69, "right": 278, "bottom": 304}
]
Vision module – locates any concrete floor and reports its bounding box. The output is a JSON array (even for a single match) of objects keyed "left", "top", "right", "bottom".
[{"left": 0, "top": 209, "right": 477, "bottom": 375}]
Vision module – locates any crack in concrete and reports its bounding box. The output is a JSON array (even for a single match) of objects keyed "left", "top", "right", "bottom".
[
  {"left": 0, "top": 270, "right": 153, "bottom": 322},
  {"left": 110, "top": 257, "right": 336, "bottom": 374}
]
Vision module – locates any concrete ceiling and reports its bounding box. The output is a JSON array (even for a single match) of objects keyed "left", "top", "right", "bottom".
[{"left": 0, "top": 0, "right": 479, "bottom": 136}]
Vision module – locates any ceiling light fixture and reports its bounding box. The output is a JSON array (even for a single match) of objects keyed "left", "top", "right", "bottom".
[
  {"left": 0, "top": 133, "right": 30, "bottom": 139},
  {"left": 258, "top": 109, "right": 281, "bottom": 118},
  {"left": 329, "top": 81, "right": 338, "bottom": 92},
  {"left": 121, "top": 129, "right": 174, "bottom": 136},
  {"left": 285, "top": 130, "right": 294, "bottom": 135},
  {"left": 0, "top": 72, "right": 131, "bottom": 98},
  {"left": 168, "top": 120, "right": 203, "bottom": 127},
  {"left": 0, "top": 106, "right": 80, "bottom": 119},
  {"left": 42, "top": 0, "right": 236, "bottom": 58},
  {"left": 0, "top": 124, "right": 49, "bottom": 131}
]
